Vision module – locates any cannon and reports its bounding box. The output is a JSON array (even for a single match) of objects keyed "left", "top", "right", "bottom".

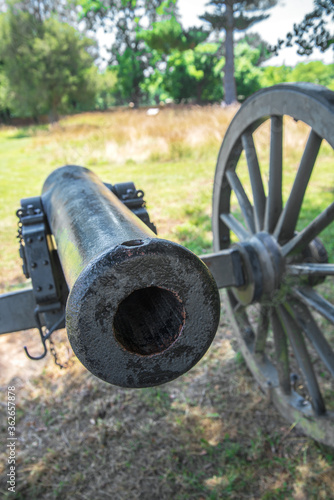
[
  {"left": 1, "top": 83, "right": 334, "bottom": 446},
  {"left": 1, "top": 165, "right": 221, "bottom": 388}
]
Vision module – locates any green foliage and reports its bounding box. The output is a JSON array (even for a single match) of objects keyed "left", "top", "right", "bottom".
[
  {"left": 162, "top": 43, "right": 224, "bottom": 103},
  {"left": 259, "top": 65, "right": 293, "bottom": 87},
  {"left": 94, "top": 69, "right": 118, "bottom": 109},
  {"left": 290, "top": 61, "right": 334, "bottom": 89},
  {"left": 8, "top": 0, "right": 78, "bottom": 23},
  {"left": 0, "top": 67, "right": 13, "bottom": 121},
  {"left": 260, "top": 61, "right": 334, "bottom": 91},
  {"left": 238, "top": 32, "right": 273, "bottom": 65},
  {"left": 139, "top": 67, "right": 166, "bottom": 105},
  {"left": 140, "top": 18, "right": 208, "bottom": 55},
  {"left": 113, "top": 46, "right": 150, "bottom": 105},
  {"left": 234, "top": 41, "right": 263, "bottom": 99},
  {"left": 158, "top": 38, "right": 267, "bottom": 104},
  {"left": 272, "top": 0, "right": 334, "bottom": 56},
  {"left": 0, "top": 5, "right": 97, "bottom": 121}
]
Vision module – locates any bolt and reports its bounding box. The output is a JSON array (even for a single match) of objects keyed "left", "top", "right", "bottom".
[
  {"left": 48, "top": 284, "right": 53, "bottom": 290},
  {"left": 43, "top": 260, "right": 49, "bottom": 265},
  {"left": 27, "top": 238, "right": 33, "bottom": 244},
  {"left": 38, "top": 235, "right": 44, "bottom": 242},
  {"left": 31, "top": 262, "right": 37, "bottom": 269},
  {"left": 36, "top": 286, "right": 42, "bottom": 292}
]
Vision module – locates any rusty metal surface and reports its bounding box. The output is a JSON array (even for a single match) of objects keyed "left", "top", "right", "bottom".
[{"left": 41, "top": 165, "right": 220, "bottom": 387}]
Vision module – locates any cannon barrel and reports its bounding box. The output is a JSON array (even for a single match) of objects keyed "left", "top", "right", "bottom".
[{"left": 41, "top": 165, "right": 220, "bottom": 388}]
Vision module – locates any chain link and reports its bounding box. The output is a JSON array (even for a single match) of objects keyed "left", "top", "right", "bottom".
[
  {"left": 49, "top": 336, "right": 73, "bottom": 370},
  {"left": 16, "top": 208, "right": 23, "bottom": 244}
]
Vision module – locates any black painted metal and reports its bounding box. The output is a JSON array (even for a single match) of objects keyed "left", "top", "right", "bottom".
[
  {"left": 0, "top": 289, "right": 41, "bottom": 334},
  {"left": 200, "top": 248, "right": 245, "bottom": 289},
  {"left": 41, "top": 165, "right": 221, "bottom": 388}
]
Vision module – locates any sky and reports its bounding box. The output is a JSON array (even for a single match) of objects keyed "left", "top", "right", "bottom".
[{"left": 178, "top": 0, "right": 334, "bottom": 66}]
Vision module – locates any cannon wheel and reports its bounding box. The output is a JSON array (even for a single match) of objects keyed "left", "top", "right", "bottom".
[{"left": 212, "top": 83, "right": 334, "bottom": 446}]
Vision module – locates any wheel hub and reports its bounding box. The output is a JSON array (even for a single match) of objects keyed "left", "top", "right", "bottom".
[{"left": 232, "top": 232, "right": 284, "bottom": 305}]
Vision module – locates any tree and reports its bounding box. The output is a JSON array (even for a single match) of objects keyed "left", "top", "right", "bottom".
[
  {"left": 79, "top": 0, "right": 176, "bottom": 106},
  {"left": 200, "top": 0, "right": 277, "bottom": 104},
  {"left": 0, "top": 4, "right": 97, "bottom": 121},
  {"left": 271, "top": 0, "right": 334, "bottom": 56}
]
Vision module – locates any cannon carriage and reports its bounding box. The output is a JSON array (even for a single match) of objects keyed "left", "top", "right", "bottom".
[{"left": 1, "top": 83, "right": 333, "bottom": 446}]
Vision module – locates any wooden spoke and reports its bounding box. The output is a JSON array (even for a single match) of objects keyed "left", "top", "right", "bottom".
[
  {"left": 278, "top": 304, "right": 326, "bottom": 415},
  {"left": 264, "top": 116, "right": 283, "bottom": 234},
  {"left": 271, "top": 307, "right": 291, "bottom": 395},
  {"left": 290, "top": 299, "right": 334, "bottom": 378},
  {"left": 254, "top": 305, "right": 269, "bottom": 356},
  {"left": 281, "top": 202, "right": 334, "bottom": 257},
  {"left": 292, "top": 286, "right": 334, "bottom": 325},
  {"left": 274, "top": 130, "right": 322, "bottom": 241},
  {"left": 226, "top": 170, "right": 255, "bottom": 233},
  {"left": 220, "top": 213, "right": 250, "bottom": 241},
  {"left": 241, "top": 131, "right": 266, "bottom": 231},
  {"left": 286, "top": 263, "right": 334, "bottom": 277}
]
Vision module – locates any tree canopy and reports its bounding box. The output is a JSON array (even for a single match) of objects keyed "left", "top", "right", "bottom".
[{"left": 0, "top": 2, "right": 97, "bottom": 121}]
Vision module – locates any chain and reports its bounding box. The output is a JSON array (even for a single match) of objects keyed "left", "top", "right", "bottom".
[
  {"left": 49, "top": 336, "right": 73, "bottom": 370},
  {"left": 16, "top": 208, "right": 23, "bottom": 244},
  {"left": 16, "top": 207, "right": 30, "bottom": 279}
]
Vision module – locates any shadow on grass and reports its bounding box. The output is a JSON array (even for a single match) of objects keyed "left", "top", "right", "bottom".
[{"left": 7, "top": 125, "right": 49, "bottom": 140}]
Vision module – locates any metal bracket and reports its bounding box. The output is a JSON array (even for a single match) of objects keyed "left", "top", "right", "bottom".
[
  {"left": 13, "top": 197, "right": 68, "bottom": 358},
  {"left": 20, "top": 197, "right": 63, "bottom": 304},
  {"left": 105, "top": 182, "right": 157, "bottom": 234}
]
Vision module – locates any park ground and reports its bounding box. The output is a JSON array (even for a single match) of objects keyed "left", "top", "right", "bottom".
[{"left": 0, "top": 105, "right": 334, "bottom": 499}]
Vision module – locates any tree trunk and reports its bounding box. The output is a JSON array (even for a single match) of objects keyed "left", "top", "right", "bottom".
[
  {"left": 224, "top": 1, "right": 238, "bottom": 105},
  {"left": 131, "top": 87, "right": 141, "bottom": 108},
  {"left": 48, "top": 96, "right": 60, "bottom": 123},
  {"left": 48, "top": 107, "right": 59, "bottom": 123}
]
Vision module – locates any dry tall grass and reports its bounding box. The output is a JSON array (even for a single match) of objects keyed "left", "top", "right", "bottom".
[{"left": 34, "top": 105, "right": 238, "bottom": 166}]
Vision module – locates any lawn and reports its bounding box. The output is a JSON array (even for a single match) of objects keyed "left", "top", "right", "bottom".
[{"left": 0, "top": 104, "right": 333, "bottom": 499}]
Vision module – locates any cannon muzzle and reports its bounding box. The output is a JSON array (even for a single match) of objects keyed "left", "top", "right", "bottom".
[{"left": 41, "top": 166, "right": 220, "bottom": 387}]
